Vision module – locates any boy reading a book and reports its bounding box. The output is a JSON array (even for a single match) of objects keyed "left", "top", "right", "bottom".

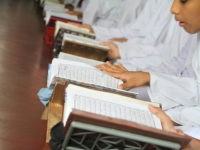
[{"left": 97, "top": 0, "right": 200, "bottom": 147}]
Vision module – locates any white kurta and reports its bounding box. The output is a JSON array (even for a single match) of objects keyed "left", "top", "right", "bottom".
[
  {"left": 82, "top": 0, "right": 99, "bottom": 24},
  {"left": 79, "top": 0, "right": 89, "bottom": 11},
  {"left": 148, "top": 33, "right": 200, "bottom": 140},
  {"left": 122, "top": 34, "right": 197, "bottom": 72},
  {"left": 92, "top": 0, "right": 159, "bottom": 41},
  {"left": 64, "top": 0, "right": 80, "bottom": 7},
  {"left": 169, "top": 106, "right": 200, "bottom": 140},
  {"left": 116, "top": 0, "right": 146, "bottom": 27},
  {"left": 118, "top": 21, "right": 191, "bottom": 70},
  {"left": 92, "top": 0, "right": 147, "bottom": 40},
  {"left": 147, "top": 34, "right": 199, "bottom": 110},
  {"left": 82, "top": 0, "right": 121, "bottom": 27}
]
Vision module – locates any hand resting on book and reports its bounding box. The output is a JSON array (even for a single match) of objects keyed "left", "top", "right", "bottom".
[{"left": 97, "top": 62, "right": 150, "bottom": 89}]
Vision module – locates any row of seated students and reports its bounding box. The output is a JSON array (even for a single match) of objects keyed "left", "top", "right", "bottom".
[{"left": 38, "top": 0, "right": 200, "bottom": 149}]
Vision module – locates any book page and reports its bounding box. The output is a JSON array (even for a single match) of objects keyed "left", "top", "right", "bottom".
[
  {"left": 62, "top": 33, "right": 109, "bottom": 50},
  {"left": 63, "top": 84, "right": 162, "bottom": 129},
  {"left": 58, "top": 52, "right": 103, "bottom": 66},
  {"left": 49, "top": 58, "right": 122, "bottom": 89}
]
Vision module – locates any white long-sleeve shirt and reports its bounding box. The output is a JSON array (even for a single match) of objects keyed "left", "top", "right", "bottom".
[
  {"left": 92, "top": 0, "right": 161, "bottom": 41},
  {"left": 116, "top": 0, "right": 146, "bottom": 27},
  {"left": 92, "top": 0, "right": 147, "bottom": 41},
  {"left": 168, "top": 106, "right": 200, "bottom": 140},
  {"left": 117, "top": 22, "right": 191, "bottom": 70},
  {"left": 83, "top": 0, "right": 121, "bottom": 27},
  {"left": 147, "top": 34, "right": 199, "bottom": 110},
  {"left": 64, "top": 0, "right": 80, "bottom": 7},
  {"left": 147, "top": 34, "right": 200, "bottom": 140},
  {"left": 119, "top": 33, "right": 196, "bottom": 72}
]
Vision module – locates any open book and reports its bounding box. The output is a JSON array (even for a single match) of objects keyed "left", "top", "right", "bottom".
[
  {"left": 61, "top": 33, "right": 109, "bottom": 61},
  {"left": 63, "top": 84, "right": 161, "bottom": 129},
  {"left": 61, "top": 84, "right": 191, "bottom": 149},
  {"left": 48, "top": 58, "right": 138, "bottom": 95},
  {"left": 47, "top": 82, "right": 191, "bottom": 149},
  {"left": 48, "top": 58, "right": 122, "bottom": 89},
  {"left": 54, "top": 21, "right": 95, "bottom": 54}
]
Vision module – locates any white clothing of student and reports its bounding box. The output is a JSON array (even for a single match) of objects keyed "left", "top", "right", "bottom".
[
  {"left": 117, "top": 18, "right": 191, "bottom": 70},
  {"left": 145, "top": 34, "right": 199, "bottom": 110},
  {"left": 79, "top": 0, "right": 89, "bottom": 11},
  {"left": 132, "top": 32, "right": 197, "bottom": 100},
  {"left": 64, "top": 0, "right": 79, "bottom": 7},
  {"left": 93, "top": 0, "right": 147, "bottom": 41},
  {"left": 92, "top": 0, "right": 160, "bottom": 41},
  {"left": 117, "top": 0, "right": 146, "bottom": 27},
  {"left": 143, "top": 34, "right": 200, "bottom": 139},
  {"left": 82, "top": 0, "right": 122, "bottom": 27},
  {"left": 169, "top": 106, "right": 200, "bottom": 140},
  {"left": 130, "top": 34, "right": 197, "bottom": 100}
]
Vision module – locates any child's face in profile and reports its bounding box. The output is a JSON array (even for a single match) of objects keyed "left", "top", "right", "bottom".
[{"left": 171, "top": 0, "right": 200, "bottom": 34}]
